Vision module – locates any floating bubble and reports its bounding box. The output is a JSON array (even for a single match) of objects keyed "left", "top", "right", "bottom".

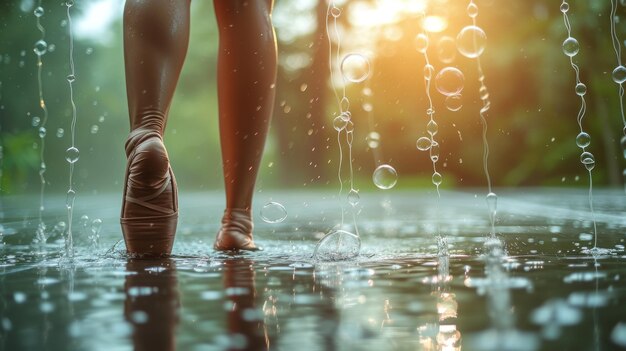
[
  {"left": 430, "top": 141, "right": 440, "bottom": 162},
  {"left": 432, "top": 172, "right": 442, "bottom": 186},
  {"left": 445, "top": 94, "right": 463, "bottom": 111},
  {"left": 575, "top": 132, "right": 591, "bottom": 148},
  {"left": 415, "top": 33, "right": 429, "bottom": 53},
  {"left": 467, "top": 2, "right": 479, "bottom": 17},
  {"left": 575, "top": 83, "right": 587, "bottom": 96},
  {"left": 424, "top": 64, "right": 435, "bottom": 81},
  {"left": 456, "top": 25, "right": 486, "bottom": 58},
  {"left": 34, "top": 6, "right": 44, "bottom": 17},
  {"left": 32, "top": 116, "right": 41, "bottom": 127},
  {"left": 373, "top": 164, "right": 398, "bottom": 189},
  {"left": 260, "top": 202, "right": 287, "bottom": 223},
  {"left": 435, "top": 67, "right": 464, "bottom": 96},
  {"left": 333, "top": 116, "right": 347, "bottom": 131},
  {"left": 33, "top": 40, "right": 47, "bottom": 56},
  {"left": 613, "top": 65, "right": 626, "bottom": 84},
  {"left": 38, "top": 127, "right": 46, "bottom": 138},
  {"left": 347, "top": 189, "right": 360, "bottom": 206},
  {"left": 340, "top": 54, "right": 370, "bottom": 83},
  {"left": 65, "top": 147, "right": 79, "bottom": 163},
  {"left": 560, "top": 2, "right": 569, "bottom": 13},
  {"left": 437, "top": 36, "right": 457, "bottom": 64},
  {"left": 580, "top": 151, "right": 595, "bottom": 171},
  {"left": 416, "top": 137, "right": 432, "bottom": 151},
  {"left": 366, "top": 131, "right": 380, "bottom": 148},
  {"left": 427, "top": 120, "right": 439, "bottom": 136},
  {"left": 56, "top": 128, "right": 64, "bottom": 138},
  {"left": 67, "top": 74, "right": 76, "bottom": 83},
  {"left": 562, "top": 37, "right": 579, "bottom": 57},
  {"left": 313, "top": 230, "right": 360, "bottom": 261}
]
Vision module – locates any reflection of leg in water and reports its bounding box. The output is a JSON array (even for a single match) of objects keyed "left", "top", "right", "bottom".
[
  {"left": 120, "top": 0, "right": 191, "bottom": 256},
  {"left": 124, "top": 259, "right": 180, "bottom": 351},
  {"left": 213, "top": 0, "right": 278, "bottom": 251},
  {"left": 223, "top": 259, "right": 267, "bottom": 350}
]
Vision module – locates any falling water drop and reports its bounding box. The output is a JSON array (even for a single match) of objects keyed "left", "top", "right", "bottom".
[
  {"left": 445, "top": 94, "right": 463, "bottom": 111},
  {"left": 330, "top": 5, "right": 341, "bottom": 18},
  {"left": 430, "top": 141, "right": 440, "bottom": 162},
  {"left": 33, "top": 40, "right": 47, "bottom": 56},
  {"left": 372, "top": 164, "right": 398, "bottom": 189},
  {"left": 260, "top": 202, "right": 287, "bottom": 223},
  {"left": 366, "top": 132, "right": 380, "bottom": 148},
  {"left": 562, "top": 37, "right": 580, "bottom": 57},
  {"left": 340, "top": 54, "right": 370, "bottom": 83},
  {"left": 486, "top": 192, "right": 498, "bottom": 217},
  {"left": 347, "top": 189, "right": 360, "bottom": 206},
  {"left": 613, "top": 65, "right": 626, "bottom": 84},
  {"left": 575, "top": 132, "right": 591, "bottom": 148},
  {"left": 435, "top": 67, "right": 464, "bottom": 96},
  {"left": 65, "top": 189, "right": 76, "bottom": 209},
  {"left": 34, "top": 6, "right": 44, "bottom": 17},
  {"left": 560, "top": 2, "right": 570, "bottom": 13},
  {"left": 575, "top": 83, "right": 587, "bottom": 96},
  {"left": 415, "top": 33, "right": 429, "bottom": 53},
  {"left": 66, "top": 74, "right": 76, "bottom": 83},
  {"left": 456, "top": 26, "right": 487, "bottom": 58},
  {"left": 339, "top": 111, "right": 351, "bottom": 121},
  {"left": 32, "top": 117, "right": 41, "bottom": 127},
  {"left": 416, "top": 137, "right": 432, "bottom": 151},
  {"left": 65, "top": 0, "right": 74, "bottom": 7},
  {"left": 424, "top": 64, "right": 435, "bottom": 81},
  {"left": 333, "top": 116, "right": 347, "bottom": 131},
  {"left": 467, "top": 2, "right": 479, "bottom": 17},
  {"left": 56, "top": 128, "right": 64, "bottom": 138},
  {"left": 38, "top": 127, "right": 46, "bottom": 138},
  {"left": 432, "top": 172, "right": 442, "bottom": 186},
  {"left": 580, "top": 152, "right": 595, "bottom": 171},
  {"left": 65, "top": 147, "right": 79, "bottom": 163},
  {"left": 427, "top": 120, "right": 439, "bottom": 136},
  {"left": 90, "top": 125, "right": 99, "bottom": 134}
]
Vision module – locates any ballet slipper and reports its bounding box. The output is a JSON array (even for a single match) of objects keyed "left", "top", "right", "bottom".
[
  {"left": 214, "top": 208, "right": 259, "bottom": 251},
  {"left": 121, "top": 128, "right": 178, "bottom": 257}
]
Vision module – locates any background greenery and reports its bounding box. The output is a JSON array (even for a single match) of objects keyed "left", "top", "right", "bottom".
[{"left": 1, "top": 0, "right": 625, "bottom": 197}]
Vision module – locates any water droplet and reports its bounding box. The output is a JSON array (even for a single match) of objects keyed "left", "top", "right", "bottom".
[
  {"left": 432, "top": 172, "right": 442, "bottom": 186},
  {"left": 576, "top": 132, "right": 590, "bottom": 148},
  {"left": 33, "top": 40, "right": 47, "bottom": 56},
  {"left": 424, "top": 64, "right": 435, "bottom": 81},
  {"left": 415, "top": 33, "right": 428, "bottom": 53},
  {"left": 260, "top": 202, "right": 287, "bottom": 223},
  {"left": 34, "top": 6, "right": 44, "bottom": 17},
  {"left": 330, "top": 6, "right": 341, "bottom": 17},
  {"left": 56, "top": 128, "right": 64, "bottom": 138},
  {"left": 339, "top": 111, "right": 351, "bottom": 121},
  {"left": 435, "top": 67, "right": 464, "bottom": 96},
  {"left": 347, "top": 189, "right": 360, "bottom": 206},
  {"left": 91, "top": 219, "right": 103, "bottom": 234},
  {"left": 65, "top": 147, "right": 79, "bottom": 163},
  {"left": 416, "top": 137, "right": 432, "bottom": 151},
  {"left": 38, "top": 127, "right": 46, "bottom": 138},
  {"left": 90, "top": 125, "right": 99, "bottom": 134},
  {"left": 373, "top": 164, "right": 398, "bottom": 189},
  {"left": 66, "top": 189, "right": 76, "bottom": 209},
  {"left": 437, "top": 36, "right": 457, "bottom": 64},
  {"left": 486, "top": 192, "right": 497, "bottom": 217},
  {"left": 467, "top": 2, "right": 479, "bottom": 17},
  {"left": 575, "top": 83, "right": 587, "bottom": 96},
  {"left": 427, "top": 120, "right": 438, "bottom": 136},
  {"left": 612, "top": 65, "right": 626, "bottom": 84},
  {"left": 560, "top": 2, "right": 570, "bottom": 13},
  {"left": 456, "top": 25, "right": 486, "bottom": 58},
  {"left": 430, "top": 141, "right": 440, "bottom": 162},
  {"left": 85, "top": 47, "right": 93, "bottom": 55},
  {"left": 65, "top": 0, "right": 74, "bottom": 7},
  {"left": 340, "top": 54, "right": 370, "bottom": 83},
  {"left": 32, "top": 116, "right": 41, "bottom": 127},
  {"left": 340, "top": 97, "right": 350, "bottom": 112},
  {"left": 345, "top": 120, "right": 355, "bottom": 133},
  {"left": 366, "top": 131, "right": 380, "bottom": 148},
  {"left": 362, "top": 102, "right": 373, "bottom": 112},
  {"left": 445, "top": 94, "right": 463, "bottom": 111},
  {"left": 562, "top": 37, "right": 579, "bottom": 57},
  {"left": 66, "top": 74, "right": 76, "bottom": 83},
  {"left": 314, "top": 230, "right": 360, "bottom": 261},
  {"left": 580, "top": 151, "right": 595, "bottom": 171},
  {"left": 333, "top": 116, "right": 347, "bottom": 131}
]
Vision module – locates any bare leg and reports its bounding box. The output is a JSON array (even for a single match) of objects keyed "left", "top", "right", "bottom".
[
  {"left": 213, "top": 0, "right": 277, "bottom": 250},
  {"left": 121, "top": 0, "right": 190, "bottom": 256}
]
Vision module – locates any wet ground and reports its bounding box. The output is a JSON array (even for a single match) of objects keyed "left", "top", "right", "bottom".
[{"left": 1, "top": 188, "right": 626, "bottom": 351}]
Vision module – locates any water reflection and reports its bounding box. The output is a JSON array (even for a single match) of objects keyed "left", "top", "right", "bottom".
[{"left": 124, "top": 258, "right": 179, "bottom": 351}]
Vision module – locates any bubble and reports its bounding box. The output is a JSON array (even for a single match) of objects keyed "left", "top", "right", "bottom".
[
  {"left": 90, "top": 125, "right": 99, "bottom": 134},
  {"left": 373, "top": 164, "right": 398, "bottom": 189},
  {"left": 427, "top": 120, "right": 438, "bottom": 136},
  {"left": 340, "top": 54, "right": 370, "bottom": 83},
  {"left": 66, "top": 189, "right": 76, "bottom": 209},
  {"left": 415, "top": 33, "right": 429, "bottom": 53},
  {"left": 347, "top": 189, "right": 360, "bottom": 206},
  {"left": 32, "top": 116, "right": 41, "bottom": 127},
  {"left": 366, "top": 131, "right": 380, "bottom": 148},
  {"left": 613, "top": 65, "right": 626, "bottom": 84},
  {"left": 560, "top": 2, "right": 569, "bottom": 13},
  {"left": 580, "top": 151, "right": 595, "bottom": 171},
  {"left": 576, "top": 132, "right": 591, "bottom": 148},
  {"left": 260, "top": 202, "right": 287, "bottom": 223},
  {"left": 467, "top": 2, "right": 479, "bottom": 17},
  {"left": 65, "top": 147, "right": 79, "bottom": 163},
  {"left": 432, "top": 172, "right": 442, "bottom": 186},
  {"left": 562, "top": 37, "right": 579, "bottom": 57},
  {"left": 33, "top": 40, "right": 47, "bottom": 56},
  {"left": 435, "top": 67, "right": 464, "bottom": 96},
  {"left": 575, "top": 83, "right": 587, "bottom": 96},
  {"left": 416, "top": 137, "right": 432, "bottom": 151},
  {"left": 445, "top": 94, "right": 463, "bottom": 111},
  {"left": 67, "top": 74, "right": 76, "bottom": 83},
  {"left": 313, "top": 230, "right": 360, "bottom": 261},
  {"left": 34, "top": 6, "right": 44, "bottom": 17},
  {"left": 456, "top": 25, "right": 486, "bottom": 59},
  {"left": 430, "top": 141, "right": 440, "bottom": 162},
  {"left": 424, "top": 64, "right": 435, "bottom": 81},
  {"left": 333, "top": 116, "right": 347, "bottom": 131},
  {"left": 330, "top": 6, "right": 341, "bottom": 18},
  {"left": 38, "top": 127, "right": 46, "bottom": 138},
  {"left": 56, "top": 128, "right": 64, "bottom": 138},
  {"left": 437, "top": 36, "right": 457, "bottom": 64}
]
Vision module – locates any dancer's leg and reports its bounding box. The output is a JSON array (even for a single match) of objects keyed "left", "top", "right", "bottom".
[
  {"left": 213, "top": 0, "right": 277, "bottom": 250},
  {"left": 121, "top": 0, "right": 190, "bottom": 256}
]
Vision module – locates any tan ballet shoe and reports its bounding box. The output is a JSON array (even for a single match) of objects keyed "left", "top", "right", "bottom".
[{"left": 214, "top": 208, "right": 259, "bottom": 251}]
